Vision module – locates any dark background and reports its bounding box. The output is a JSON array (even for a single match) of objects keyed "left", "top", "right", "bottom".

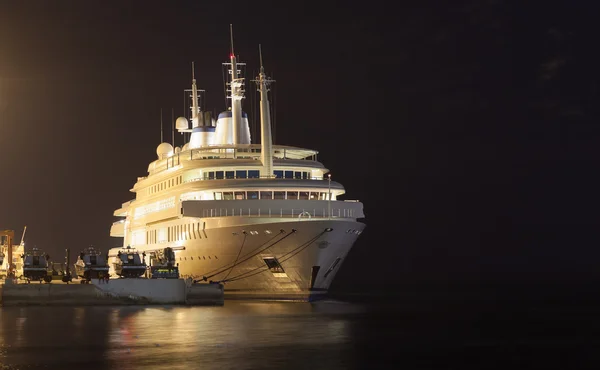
[{"left": 0, "top": 0, "right": 598, "bottom": 298}]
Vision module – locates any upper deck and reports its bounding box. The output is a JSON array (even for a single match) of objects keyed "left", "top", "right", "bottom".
[{"left": 147, "top": 144, "right": 319, "bottom": 176}]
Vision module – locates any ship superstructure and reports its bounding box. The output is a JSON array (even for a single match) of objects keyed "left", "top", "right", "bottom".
[{"left": 108, "top": 28, "right": 365, "bottom": 300}]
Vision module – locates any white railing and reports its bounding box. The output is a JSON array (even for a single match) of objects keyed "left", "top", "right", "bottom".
[{"left": 150, "top": 145, "right": 319, "bottom": 175}]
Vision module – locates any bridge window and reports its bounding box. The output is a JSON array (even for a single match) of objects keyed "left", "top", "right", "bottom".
[
  {"left": 274, "top": 170, "right": 283, "bottom": 178},
  {"left": 216, "top": 171, "right": 224, "bottom": 179},
  {"left": 248, "top": 170, "right": 260, "bottom": 178},
  {"left": 299, "top": 192, "right": 309, "bottom": 200},
  {"left": 226, "top": 171, "right": 235, "bottom": 179},
  {"left": 260, "top": 191, "right": 273, "bottom": 200},
  {"left": 287, "top": 191, "right": 298, "bottom": 200},
  {"left": 303, "top": 172, "right": 309, "bottom": 179},
  {"left": 223, "top": 192, "right": 234, "bottom": 200},
  {"left": 284, "top": 171, "right": 293, "bottom": 179},
  {"left": 208, "top": 172, "right": 215, "bottom": 180},
  {"left": 319, "top": 192, "right": 328, "bottom": 200},
  {"left": 214, "top": 192, "right": 222, "bottom": 200},
  {"left": 236, "top": 170, "right": 247, "bottom": 179},
  {"left": 274, "top": 191, "right": 285, "bottom": 200},
  {"left": 234, "top": 191, "right": 246, "bottom": 200},
  {"left": 294, "top": 171, "right": 302, "bottom": 179},
  {"left": 309, "top": 192, "right": 318, "bottom": 200},
  {"left": 247, "top": 191, "right": 259, "bottom": 199}
]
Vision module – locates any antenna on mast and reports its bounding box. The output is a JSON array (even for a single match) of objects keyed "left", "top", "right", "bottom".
[
  {"left": 191, "top": 61, "right": 200, "bottom": 127},
  {"left": 259, "top": 44, "right": 264, "bottom": 72},
  {"left": 230, "top": 24, "right": 235, "bottom": 57},
  {"left": 160, "top": 108, "right": 164, "bottom": 142},
  {"left": 171, "top": 108, "right": 175, "bottom": 147}
]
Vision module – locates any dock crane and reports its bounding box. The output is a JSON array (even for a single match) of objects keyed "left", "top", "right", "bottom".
[{"left": 1, "top": 227, "right": 28, "bottom": 279}]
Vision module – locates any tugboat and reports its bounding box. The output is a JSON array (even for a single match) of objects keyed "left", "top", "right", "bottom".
[
  {"left": 74, "top": 246, "right": 110, "bottom": 284},
  {"left": 112, "top": 246, "right": 147, "bottom": 278},
  {"left": 149, "top": 247, "right": 179, "bottom": 279},
  {"left": 22, "top": 247, "right": 51, "bottom": 283}
]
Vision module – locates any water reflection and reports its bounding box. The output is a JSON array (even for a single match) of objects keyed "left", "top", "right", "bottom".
[{"left": 0, "top": 301, "right": 368, "bottom": 370}]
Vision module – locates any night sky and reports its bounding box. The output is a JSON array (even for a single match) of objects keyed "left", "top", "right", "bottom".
[{"left": 0, "top": 1, "right": 598, "bottom": 295}]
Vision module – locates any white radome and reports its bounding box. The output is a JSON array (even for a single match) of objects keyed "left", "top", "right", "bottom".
[
  {"left": 176, "top": 117, "right": 189, "bottom": 130},
  {"left": 156, "top": 142, "right": 173, "bottom": 159}
]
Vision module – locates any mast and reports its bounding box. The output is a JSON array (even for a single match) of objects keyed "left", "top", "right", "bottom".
[
  {"left": 229, "top": 24, "right": 244, "bottom": 145},
  {"left": 191, "top": 62, "right": 200, "bottom": 127},
  {"left": 254, "top": 44, "right": 275, "bottom": 177}
]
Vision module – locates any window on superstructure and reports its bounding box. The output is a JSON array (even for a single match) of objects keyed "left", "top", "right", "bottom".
[
  {"left": 274, "top": 170, "right": 283, "bottom": 178},
  {"left": 248, "top": 170, "right": 260, "bottom": 179},
  {"left": 216, "top": 171, "right": 224, "bottom": 179},
  {"left": 234, "top": 191, "right": 246, "bottom": 200},
  {"left": 236, "top": 170, "right": 247, "bottom": 179},
  {"left": 288, "top": 191, "right": 298, "bottom": 200},
  {"left": 319, "top": 192, "right": 327, "bottom": 200},
  {"left": 299, "top": 192, "right": 309, "bottom": 200},
  {"left": 208, "top": 172, "right": 215, "bottom": 180},
  {"left": 309, "top": 192, "right": 318, "bottom": 200},
  {"left": 303, "top": 172, "right": 309, "bottom": 179},
  {"left": 223, "top": 192, "right": 234, "bottom": 200},
  {"left": 294, "top": 171, "right": 302, "bottom": 179},
  {"left": 247, "top": 191, "right": 258, "bottom": 199},
  {"left": 274, "top": 191, "right": 285, "bottom": 200},
  {"left": 225, "top": 171, "right": 235, "bottom": 179},
  {"left": 284, "top": 171, "right": 293, "bottom": 179},
  {"left": 260, "top": 191, "right": 273, "bottom": 200},
  {"left": 214, "top": 192, "right": 222, "bottom": 200}
]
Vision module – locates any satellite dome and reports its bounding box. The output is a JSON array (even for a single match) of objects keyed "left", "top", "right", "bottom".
[
  {"left": 174, "top": 146, "right": 181, "bottom": 154},
  {"left": 176, "top": 117, "right": 189, "bottom": 130},
  {"left": 182, "top": 143, "right": 189, "bottom": 151},
  {"left": 156, "top": 142, "right": 173, "bottom": 159}
]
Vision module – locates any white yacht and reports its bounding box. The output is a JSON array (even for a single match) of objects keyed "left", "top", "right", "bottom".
[{"left": 108, "top": 32, "right": 366, "bottom": 301}]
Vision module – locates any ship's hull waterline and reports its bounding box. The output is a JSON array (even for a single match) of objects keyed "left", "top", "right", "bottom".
[{"left": 109, "top": 218, "right": 364, "bottom": 301}]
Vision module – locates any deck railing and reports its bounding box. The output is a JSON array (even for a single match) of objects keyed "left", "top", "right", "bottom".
[
  {"left": 200, "top": 207, "right": 356, "bottom": 219},
  {"left": 150, "top": 144, "right": 319, "bottom": 175}
]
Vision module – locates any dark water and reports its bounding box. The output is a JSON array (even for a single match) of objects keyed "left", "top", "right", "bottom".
[{"left": 0, "top": 297, "right": 598, "bottom": 369}]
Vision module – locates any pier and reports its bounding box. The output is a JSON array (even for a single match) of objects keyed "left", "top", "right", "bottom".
[{"left": 0, "top": 278, "right": 223, "bottom": 306}]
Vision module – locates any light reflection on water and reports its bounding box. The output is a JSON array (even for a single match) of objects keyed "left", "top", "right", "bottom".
[{"left": 0, "top": 301, "right": 368, "bottom": 370}]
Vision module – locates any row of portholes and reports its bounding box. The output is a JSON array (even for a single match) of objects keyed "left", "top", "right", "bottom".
[
  {"left": 179, "top": 255, "right": 218, "bottom": 261},
  {"left": 346, "top": 229, "right": 362, "bottom": 235}
]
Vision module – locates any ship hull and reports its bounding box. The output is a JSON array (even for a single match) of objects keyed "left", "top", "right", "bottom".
[{"left": 111, "top": 218, "right": 364, "bottom": 301}]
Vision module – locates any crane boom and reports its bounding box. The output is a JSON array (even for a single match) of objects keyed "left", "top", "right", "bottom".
[{"left": 20, "top": 226, "right": 26, "bottom": 245}]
